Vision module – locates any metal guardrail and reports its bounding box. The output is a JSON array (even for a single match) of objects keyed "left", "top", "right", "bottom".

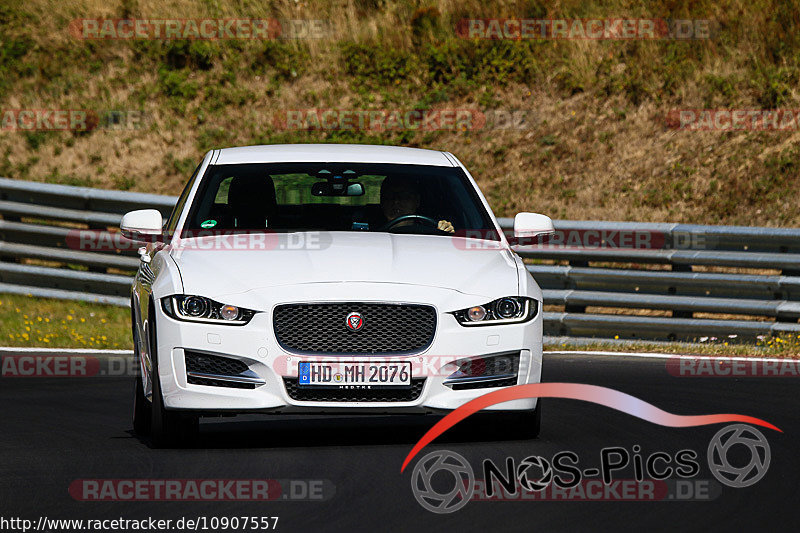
[
  {"left": 0, "top": 177, "right": 175, "bottom": 219},
  {"left": 2, "top": 178, "right": 799, "bottom": 341}
]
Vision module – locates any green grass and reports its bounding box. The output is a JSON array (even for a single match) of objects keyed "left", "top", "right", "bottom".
[
  {"left": 546, "top": 339, "right": 800, "bottom": 358},
  {"left": 0, "top": 293, "right": 130, "bottom": 349}
]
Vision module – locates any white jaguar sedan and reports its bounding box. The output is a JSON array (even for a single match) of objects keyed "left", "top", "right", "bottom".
[{"left": 123, "top": 144, "right": 554, "bottom": 446}]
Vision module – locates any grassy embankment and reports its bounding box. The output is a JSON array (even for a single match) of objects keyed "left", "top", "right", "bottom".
[
  {"left": 3, "top": 0, "right": 800, "bottom": 224},
  {"left": 3, "top": 0, "right": 800, "bottom": 350}
]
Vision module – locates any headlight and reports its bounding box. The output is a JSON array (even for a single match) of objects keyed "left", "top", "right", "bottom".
[
  {"left": 495, "top": 298, "right": 521, "bottom": 319},
  {"left": 452, "top": 297, "right": 537, "bottom": 326},
  {"left": 162, "top": 295, "right": 256, "bottom": 325},
  {"left": 182, "top": 296, "right": 208, "bottom": 317}
]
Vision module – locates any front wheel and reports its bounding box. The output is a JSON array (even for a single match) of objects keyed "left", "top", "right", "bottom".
[
  {"left": 508, "top": 400, "right": 542, "bottom": 440},
  {"left": 131, "top": 306, "right": 151, "bottom": 436},
  {"left": 150, "top": 368, "right": 199, "bottom": 448},
  {"left": 132, "top": 375, "right": 152, "bottom": 436},
  {"left": 473, "top": 400, "right": 542, "bottom": 440},
  {"left": 147, "top": 304, "right": 199, "bottom": 448}
]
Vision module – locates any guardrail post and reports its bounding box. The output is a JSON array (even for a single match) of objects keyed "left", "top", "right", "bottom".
[
  {"left": 566, "top": 260, "right": 587, "bottom": 313},
  {"left": 87, "top": 221, "right": 111, "bottom": 274},
  {"left": 0, "top": 214, "right": 18, "bottom": 264},
  {"left": 671, "top": 264, "right": 692, "bottom": 322}
]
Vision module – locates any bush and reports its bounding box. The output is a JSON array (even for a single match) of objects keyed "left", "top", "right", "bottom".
[
  {"left": 424, "top": 40, "right": 540, "bottom": 87},
  {"left": 164, "top": 40, "right": 219, "bottom": 70},
  {"left": 755, "top": 65, "right": 795, "bottom": 108},
  {"left": 23, "top": 131, "right": 48, "bottom": 151},
  {"left": 341, "top": 42, "right": 418, "bottom": 87},
  {"left": 410, "top": 6, "right": 446, "bottom": 46},
  {"left": 163, "top": 153, "right": 197, "bottom": 177},
  {"left": 250, "top": 41, "right": 309, "bottom": 80},
  {"left": 0, "top": 36, "right": 34, "bottom": 97},
  {"left": 158, "top": 69, "right": 198, "bottom": 99}
]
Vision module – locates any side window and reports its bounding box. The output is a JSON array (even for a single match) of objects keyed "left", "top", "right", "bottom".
[{"left": 165, "top": 163, "right": 201, "bottom": 235}]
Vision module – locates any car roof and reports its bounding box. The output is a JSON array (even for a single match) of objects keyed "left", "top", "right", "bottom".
[{"left": 214, "top": 144, "right": 455, "bottom": 167}]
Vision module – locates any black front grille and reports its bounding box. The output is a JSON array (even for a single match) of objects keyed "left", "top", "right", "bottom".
[
  {"left": 185, "top": 351, "right": 255, "bottom": 389},
  {"left": 273, "top": 303, "right": 437, "bottom": 355},
  {"left": 185, "top": 351, "right": 249, "bottom": 375},
  {"left": 284, "top": 378, "right": 425, "bottom": 402}
]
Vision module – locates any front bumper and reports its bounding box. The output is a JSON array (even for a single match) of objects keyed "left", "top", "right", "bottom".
[{"left": 152, "top": 299, "right": 543, "bottom": 414}]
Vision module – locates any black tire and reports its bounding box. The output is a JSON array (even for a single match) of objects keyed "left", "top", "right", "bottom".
[
  {"left": 469, "top": 400, "right": 542, "bottom": 440},
  {"left": 133, "top": 375, "right": 152, "bottom": 436},
  {"left": 509, "top": 399, "right": 542, "bottom": 440},
  {"left": 148, "top": 302, "right": 199, "bottom": 448}
]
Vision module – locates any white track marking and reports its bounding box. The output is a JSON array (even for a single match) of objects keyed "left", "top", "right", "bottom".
[
  {"left": 0, "top": 347, "right": 132, "bottom": 355},
  {"left": 546, "top": 350, "right": 797, "bottom": 363}
]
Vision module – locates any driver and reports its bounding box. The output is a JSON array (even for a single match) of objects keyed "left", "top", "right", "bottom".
[{"left": 380, "top": 176, "right": 454, "bottom": 233}]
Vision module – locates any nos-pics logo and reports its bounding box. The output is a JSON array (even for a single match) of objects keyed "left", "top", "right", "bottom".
[{"left": 410, "top": 424, "right": 771, "bottom": 514}]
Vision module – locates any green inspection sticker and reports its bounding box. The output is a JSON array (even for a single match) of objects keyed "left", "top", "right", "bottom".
[{"left": 200, "top": 219, "right": 217, "bottom": 228}]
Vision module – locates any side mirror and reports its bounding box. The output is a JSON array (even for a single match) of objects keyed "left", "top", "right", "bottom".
[
  {"left": 120, "top": 209, "right": 164, "bottom": 242},
  {"left": 513, "top": 212, "right": 554, "bottom": 237}
]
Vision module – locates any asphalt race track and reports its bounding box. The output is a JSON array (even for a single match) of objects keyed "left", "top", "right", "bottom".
[{"left": 1, "top": 352, "right": 798, "bottom": 532}]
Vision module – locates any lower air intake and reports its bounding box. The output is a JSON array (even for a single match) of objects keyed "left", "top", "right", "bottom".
[{"left": 184, "top": 351, "right": 256, "bottom": 389}]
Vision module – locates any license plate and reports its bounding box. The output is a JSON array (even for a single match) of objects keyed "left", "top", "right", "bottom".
[{"left": 297, "top": 361, "right": 411, "bottom": 388}]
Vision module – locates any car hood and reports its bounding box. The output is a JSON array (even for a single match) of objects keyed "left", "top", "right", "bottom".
[{"left": 169, "top": 232, "right": 519, "bottom": 300}]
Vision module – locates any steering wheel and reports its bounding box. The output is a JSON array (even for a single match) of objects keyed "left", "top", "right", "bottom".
[{"left": 381, "top": 214, "right": 439, "bottom": 231}]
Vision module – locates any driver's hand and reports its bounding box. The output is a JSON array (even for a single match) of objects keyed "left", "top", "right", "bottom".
[{"left": 438, "top": 220, "right": 454, "bottom": 233}]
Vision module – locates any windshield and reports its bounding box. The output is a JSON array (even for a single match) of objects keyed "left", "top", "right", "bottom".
[{"left": 181, "top": 162, "right": 499, "bottom": 239}]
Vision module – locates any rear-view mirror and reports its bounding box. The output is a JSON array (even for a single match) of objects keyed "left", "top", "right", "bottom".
[{"left": 312, "top": 182, "right": 364, "bottom": 197}]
